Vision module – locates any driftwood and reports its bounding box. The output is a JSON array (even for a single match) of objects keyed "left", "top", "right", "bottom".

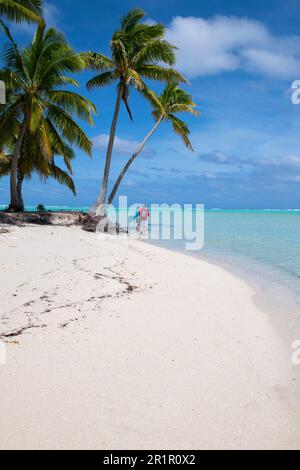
[
  {"left": 81, "top": 214, "right": 102, "bottom": 232},
  {"left": 0, "top": 211, "right": 128, "bottom": 233},
  {"left": 82, "top": 214, "right": 128, "bottom": 234},
  {"left": 0, "top": 211, "right": 87, "bottom": 227}
]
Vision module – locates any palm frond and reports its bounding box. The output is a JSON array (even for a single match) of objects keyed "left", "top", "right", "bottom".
[
  {"left": 48, "top": 104, "right": 93, "bottom": 155},
  {"left": 49, "top": 163, "right": 76, "bottom": 195},
  {"left": 136, "top": 65, "right": 188, "bottom": 83},
  {"left": 168, "top": 103, "right": 200, "bottom": 116},
  {"left": 35, "top": 48, "right": 85, "bottom": 88},
  {"left": 0, "top": 99, "right": 23, "bottom": 143},
  {"left": 58, "top": 76, "right": 80, "bottom": 87},
  {"left": 133, "top": 40, "right": 176, "bottom": 66},
  {"left": 0, "top": 0, "right": 43, "bottom": 24},
  {"left": 140, "top": 85, "right": 166, "bottom": 117},
  {"left": 169, "top": 114, "right": 194, "bottom": 151},
  {"left": 28, "top": 94, "right": 46, "bottom": 132},
  {"left": 120, "top": 8, "right": 145, "bottom": 32},
  {"left": 81, "top": 51, "right": 113, "bottom": 71},
  {"left": 125, "top": 68, "right": 144, "bottom": 91},
  {"left": 86, "top": 70, "right": 117, "bottom": 90},
  {"left": 127, "top": 23, "right": 165, "bottom": 47},
  {"left": 0, "top": 154, "right": 11, "bottom": 176},
  {"left": 0, "top": 19, "right": 26, "bottom": 78},
  {"left": 48, "top": 90, "right": 96, "bottom": 125},
  {"left": 44, "top": 116, "right": 75, "bottom": 164}
]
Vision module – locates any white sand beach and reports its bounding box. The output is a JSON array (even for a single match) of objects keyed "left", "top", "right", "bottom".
[{"left": 0, "top": 225, "right": 299, "bottom": 450}]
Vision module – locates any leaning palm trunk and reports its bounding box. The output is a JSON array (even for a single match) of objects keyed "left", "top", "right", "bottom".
[
  {"left": 90, "top": 85, "right": 123, "bottom": 216},
  {"left": 108, "top": 116, "right": 162, "bottom": 204},
  {"left": 9, "top": 115, "right": 27, "bottom": 211}
]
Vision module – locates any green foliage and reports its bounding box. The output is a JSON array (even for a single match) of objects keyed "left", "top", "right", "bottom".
[
  {"left": 0, "top": 0, "right": 43, "bottom": 24},
  {"left": 36, "top": 203, "right": 45, "bottom": 211},
  {"left": 0, "top": 23, "right": 96, "bottom": 207},
  {"left": 84, "top": 8, "right": 187, "bottom": 120},
  {"left": 151, "top": 82, "right": 200, "bottom": 150},
  {"left": 0, "top": 24, "right": 96, "bottom": 154},
  {"left": 0, "top": 118, "right": 78, "bottom": 195}
]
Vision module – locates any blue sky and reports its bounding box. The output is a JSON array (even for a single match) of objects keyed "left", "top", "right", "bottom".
[{"left": 1, "top": 0, "right": 300, "bottom": 208}]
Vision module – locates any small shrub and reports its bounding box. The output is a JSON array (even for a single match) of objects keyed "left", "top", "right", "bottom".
[{"left": 36, "top": 204, "right": 46, "bottom": 212}]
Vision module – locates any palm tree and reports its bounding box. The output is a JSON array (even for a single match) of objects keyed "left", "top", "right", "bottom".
[
  {"left": 84, "top": 8, "right": 187, "bottom": 214},
  {"left": 0, "top": 0, "right": 43, "bottom": 23},
  {"left": 107, "top": 83, "right": 200, "bottom": 204},
  {"left": 0, "top": 23, "right": 96, "bottom": 211},
  {"left": 0, "top": 127, "right": 76, "bottom": 210}
]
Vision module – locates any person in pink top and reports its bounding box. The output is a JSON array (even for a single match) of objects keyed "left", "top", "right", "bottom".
[{"left": 134, "top": 206, "right": 150, "bottom": 235}]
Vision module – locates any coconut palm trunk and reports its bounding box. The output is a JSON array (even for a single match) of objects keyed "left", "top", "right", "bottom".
[
  {"left": 108, "top": 116, "right": 163, "bottom": 204},
  {"left": 9, "top": 114, "right": 27, "bottom": 211},
  {"left": 16, "top": 170, "right": 24, "bottom": 210},
  {"left": 91, "top": 84, "right": 123, "bottom": 215}
]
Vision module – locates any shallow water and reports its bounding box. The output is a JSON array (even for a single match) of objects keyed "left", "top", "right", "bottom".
[
  {"left": 147, "top": 209, "right": 300, "bottom": 311},
  {"left": 206, "top": 211, "right": 300, "bottom": 304}
]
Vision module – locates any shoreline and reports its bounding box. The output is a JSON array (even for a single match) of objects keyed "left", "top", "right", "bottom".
[
  {"left": 197, "top": 251, "right": 300, "bottom": 345},
  {"left": 148, "top": 239, "right": 300, "bottom": 379},
  {"left": 0, "top": 225, "right": 300, "bottom": 449},
  {"left": 147, "top": 238, "right": 300, "bottom": 341},
  {"left": 196, "top": 251, "right": 300, "bottom": 356}
]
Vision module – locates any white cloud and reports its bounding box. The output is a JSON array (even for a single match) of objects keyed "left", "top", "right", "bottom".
[
  {"left": 203, "top": 171, "right": 218, "bottom": 180},
  {"left": 93, "top": 134, "right": 154, "bottom": 158},
  {"left": 205, "top": 151, "right": 229, "bottom": 163},
  {"left": 43, "top": 2, "right": 60, "bottom": 28},
  {"left": 261, "top": 154, "right": 300, "bottom": 168},
  {"left": 94, "top": 134, "right": 139, "bottom": 154},
  {"left": 165, "top": 15, "right": 300, "bottom": 79},
  {"left": 242, "top": 49, "right": 300, "bottom": 79}
]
